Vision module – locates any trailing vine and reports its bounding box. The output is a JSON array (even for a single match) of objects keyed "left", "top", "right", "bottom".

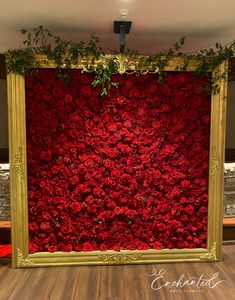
[{"left": 5, "top": 26, "right": 235, "bottom": 96}]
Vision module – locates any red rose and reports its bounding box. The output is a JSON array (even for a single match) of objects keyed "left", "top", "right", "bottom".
[
  {"left": 29, "top": 222, "right": 39, "bottom": 233},
  {"left": 163, "top": 86, "right": 171, "bottom": 96},
  {"left": 40, "top": 222, "right": 52, "bottom": 233},
  {"left": 39, "top": 180, "right": 46, "bottom": 188},
  {"left": 193, "top": 85, "right": 203, "bottom": 95},
  {"left": 70, "top": 202, "right": 82, "bottom": 213},
  {"left": 80, "top": 74, "right": 90, "bottom": 84},
  {"left": 93, "top": 186, "right": 104, "bottom": 196},
  {"left": 116, "top": 96, "right": 127, "bottom": 106},
  {"left": 160, "top": 104, "right": 171, "bottom": 113},
  {"left": 180, "top": 180, "right": 191, "bottom": 189},
  {"left": 41, "top": 150, "right": 52, "bottom": 161},
  {"left": 149, "top": 83, "right": 159, "bottom": 94},
  {"left": 34, "top": 191, "right": 41, "bottom": 198},
  {"left": 61, "top": 244, "right": 73, "bottom": 252},
  {"left": 113, "top": 245, "right": 121, "bottom": 251},
  {"left": 161, "top": 145, "right": 175, "bottom": 155},
  {"left": 114, "top": 207, "right": 123, "bottom": 215},
  {"left": 137, "top": 243, "right": 149, "bottom": 250},
  {"left": 52, "top": 165, "right": 60, "bottom": 174},
  {"left": 46, "top": 245, "right": 58, "bottom": 252},
  {"left": 178, "top": 73, "right": 187, "bottom": 84},
  {"left": 119, "top": 174, "right": 132, "bottom": 186},
  {"left": 180, "top": 197, "right": 187, "bottom": 204},
  {"left": 42, "top": 212, "right": 51, "bottom": 221},
  {"left": 29, "top": 242, "right": 39, "bottom": 253},
  {"left": 103, "top": 148, "right": 119, "bottom": 158},
  {"left": 185, "top": 204, "right": 195, "bottom": 215},
  {"left": 83, "top": 242, "right": 93, "bottom": 252},
  {"left": 65, "top": 94, "right": 73, "bottom": 103},
  {"left": 202, "top": 115, "right": 210, "bottom": 124},
  {"left": 76, "top": 183, "right": 91, "bottom": 194},
  {"left": 191, "top": 95, "right": 202, "bottom": 108},
  {"left": 125, "top": 79, "right": 134, "bottom": 89},
  {"left": 69, "top": 175, "right": 80, "bottom": 185},
  {"left": 129, "top": 88, "right": 140, "bottom": 98},
  {"left": 107, "top": 123, "right": 117, "bottom": 132},
  {"left": 153, "top": 241, "right": 163, "bottom": 250},
  {"left": 186, "top": 111, "right": 198, "bottom": 121},
  {"left": 81, "top": 85, "right": 93, "bottom": 97},
  {"left": 100, "top": 243, "right": 108, "bottom": 251}
]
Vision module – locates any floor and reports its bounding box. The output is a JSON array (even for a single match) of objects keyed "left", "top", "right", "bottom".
[{"left": 0, "top": 245, "right": 234, "bottom": 300}]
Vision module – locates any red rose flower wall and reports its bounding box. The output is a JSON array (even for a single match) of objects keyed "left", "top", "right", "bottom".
[{"left": 25, "top": 69, "right": 211, "bottom": 253}]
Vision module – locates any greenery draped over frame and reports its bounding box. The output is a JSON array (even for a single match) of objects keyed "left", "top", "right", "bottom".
[{"left": 5, "top": 26, "right": 235, "bottom": 96}]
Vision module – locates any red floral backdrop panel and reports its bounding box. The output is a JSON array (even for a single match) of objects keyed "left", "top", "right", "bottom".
[{"left": 25, "top": 69, "right": 211, "bottom": 253}]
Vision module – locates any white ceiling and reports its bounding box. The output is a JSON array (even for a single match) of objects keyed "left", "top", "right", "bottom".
[{"left": 0, "top": 0, "right": 234, "bottom": 54}]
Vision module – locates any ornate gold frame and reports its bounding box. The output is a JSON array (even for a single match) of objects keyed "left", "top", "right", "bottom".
[{"left": 7, "top": 55, "right": 228, "bottom": 268}]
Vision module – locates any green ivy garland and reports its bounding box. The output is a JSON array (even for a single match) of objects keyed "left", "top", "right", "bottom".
[{"left": 4, "top": 26, "right": 235, "bottom": 96}]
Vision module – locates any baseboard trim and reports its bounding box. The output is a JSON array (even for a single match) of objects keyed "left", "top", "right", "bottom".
[{"left": 223, "top": 240, "right": 235, "bottom": 245}]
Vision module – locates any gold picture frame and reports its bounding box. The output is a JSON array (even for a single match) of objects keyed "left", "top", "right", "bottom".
[{"left": 7, "top": 55, "right": 228, "bottom": 268}]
